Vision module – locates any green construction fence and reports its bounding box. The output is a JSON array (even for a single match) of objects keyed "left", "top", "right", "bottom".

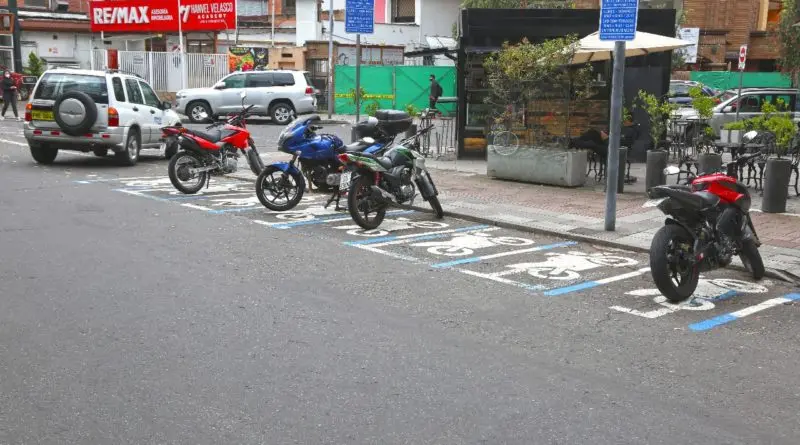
[
  {"left": 689, "top": 71, "right": 794, "bottom": 91},
  {"left": 334, "top": 65, "right": 457, "bottom": 115}
]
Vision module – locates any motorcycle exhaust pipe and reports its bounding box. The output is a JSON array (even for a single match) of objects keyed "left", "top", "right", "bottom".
[{"left": 370, "top": 185, "right": 394, "bottom": 203}]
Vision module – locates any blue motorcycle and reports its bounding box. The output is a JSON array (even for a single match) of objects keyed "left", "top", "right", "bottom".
[{"left": 255, "top": 114, "right": 393, "bottom": 212}]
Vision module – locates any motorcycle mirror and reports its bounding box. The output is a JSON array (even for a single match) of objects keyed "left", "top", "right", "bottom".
[
  {"left": 240, "top": 91, "right": 247, "bottom": 99},
  {"left": 742, "top": 130, "right": 759, "bottom": 143},
  {"left": 663, "top": 166, "right": 681, "bottom": 175}
]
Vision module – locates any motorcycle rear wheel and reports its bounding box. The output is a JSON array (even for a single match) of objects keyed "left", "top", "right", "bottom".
[
  {"left": 348, "top": 175, "right": 386, "bottom": 230},
  {"left": 739, "top": 239, "right": 765, "bottom": 280},
  {"left": 650, "top": 224, "right": 700, "bottom": 303},
  {"left": 168, "top": 151, "right": 207, "bottom": 194}
]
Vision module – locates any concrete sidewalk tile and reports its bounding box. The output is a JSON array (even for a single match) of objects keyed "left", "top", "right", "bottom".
[
  {"left": 617, "top": 209, "right": 664, "bottom": 223},
  {"left": 487, "top": 213, "right": 540, "bottom": 225},
  {"left": 522, "top": 219, "right": 579, "bottom": 232}
]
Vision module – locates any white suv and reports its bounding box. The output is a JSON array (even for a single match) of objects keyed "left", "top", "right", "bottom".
[
  {"left": 174, "top": 70, "right": 317, "bottom": 125},
  {"left": 24, "top": 68, "right": 182, "bottom": 166}
]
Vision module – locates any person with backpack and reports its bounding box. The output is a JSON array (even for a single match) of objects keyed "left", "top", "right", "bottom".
[{"left": 428, "top": 74, "right": 442, "bottom": 110}]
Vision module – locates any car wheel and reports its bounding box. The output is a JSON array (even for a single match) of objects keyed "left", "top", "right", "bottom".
[
  {"left": 186, "top": 101, "right": 212, "bottom": 124},
  {"left": 270, "top": 103, "right": 295, "bottom": 125},
  {"left": 30, "top": 145, "right": 58, "bottom": 164},
  {"left": 116, "top": 128, "right": 141, "bottom": 166}
]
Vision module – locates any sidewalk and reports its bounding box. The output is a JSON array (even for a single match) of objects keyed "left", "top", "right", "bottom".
[{"left": 233, "top": 153, "right": 800, "bottom": 282}]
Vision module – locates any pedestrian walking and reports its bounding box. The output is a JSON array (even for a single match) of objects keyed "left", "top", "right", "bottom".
[
  {"left": 1, "top": 70, "right": 20, "bottom": 121},
  {"left": 428, "top": 74, "right": 442, "bottom": 110}
]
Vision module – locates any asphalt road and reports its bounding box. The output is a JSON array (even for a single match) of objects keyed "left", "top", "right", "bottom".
[{"left": 1, "top": 119, "right": 800, "bottom": 444}]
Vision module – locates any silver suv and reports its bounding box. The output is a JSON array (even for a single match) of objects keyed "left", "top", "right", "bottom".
[
  {"left": 671, "top": 87, "right": 799, "bottom": 139},
  {"left": 24, "top": 68, "right": 182, "bottom": 166},
  {"left": 175, "top": 70, "right": 317, "bottom": 125}
]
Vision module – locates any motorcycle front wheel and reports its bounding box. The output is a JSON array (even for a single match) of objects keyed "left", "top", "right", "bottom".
[
  {"left": 256, "top": 165, "right": 305, "bottom": 211},
  {"left": 650, "top": 224, "right": 700, "bottom": 303},
  {"left": 348, "top": 174, "right": 386, "bottom": 230},
  {"left": 168, "top": 151, "right": 207, "bottom": 194}
]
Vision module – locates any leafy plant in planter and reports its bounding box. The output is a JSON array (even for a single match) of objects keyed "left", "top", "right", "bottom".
[
  {"left": 365, "top": 100, "right": 380, "bottom": 117},
  {"left": 405, "top": 103, "right": 421, "bottom": 117},
  {"left": 483, "top": 35, "right": 595, "bottom": 149},
  {"left": 634, "top": 90, "right": 677, "bottom": 150}
]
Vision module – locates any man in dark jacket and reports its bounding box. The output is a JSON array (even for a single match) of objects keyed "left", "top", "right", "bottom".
[
  {"left": 1, "top": 70, "right": 19, "bottom": 121},
  {"left": 429, "top": 74, "right": 442, "bottom": 109}
]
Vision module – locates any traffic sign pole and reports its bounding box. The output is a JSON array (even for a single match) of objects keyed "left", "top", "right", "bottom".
[
  {"left": 599, "top": 0, "right": 638, "bottom": 232},
  {"left": 355, "top": 34, "right": 361, "bottom": 122},
  {"left": 735, "top": 44, "right": 747, "bottom": 123}
]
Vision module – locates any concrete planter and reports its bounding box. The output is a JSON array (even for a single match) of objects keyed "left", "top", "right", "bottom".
[
  {"left": 487, "top": 145, "right": 587, "bottom": 187},
  {"left": 761, "top": 158, "right": 792, "bottom": 213},
  {"left": 719, "top": 129, "right": 741, "bottom": 145},
  {"left": 645, "top": 149, "right": 668, "bottom": 191},
  {"left": 698, "top": 153, "right": 723, "bottom": 174}
]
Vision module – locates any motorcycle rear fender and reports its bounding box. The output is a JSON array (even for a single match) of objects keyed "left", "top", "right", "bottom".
[{"left": 269, "top": 161, "right": 302, "bottom": 175}]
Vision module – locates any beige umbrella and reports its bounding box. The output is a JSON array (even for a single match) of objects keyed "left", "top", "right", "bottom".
[{"left": 567, "top": 31, "right": 695, "bottom": 65}]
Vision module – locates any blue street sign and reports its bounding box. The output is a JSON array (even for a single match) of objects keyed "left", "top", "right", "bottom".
[
  {"left": 345, "top": 0, "right": 375, "bottom": 35},
  {"left": 599, "top": 0, "right": 639, "bottom": 41}
]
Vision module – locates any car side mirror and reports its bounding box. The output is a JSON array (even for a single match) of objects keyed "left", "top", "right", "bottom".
[
  {"left": 162, "top": 101, "right": 172, "bottom": 109},
  {"left": 722, "top": 106, "right": 733, "bottom": 113},
  {"left": 213, "top": 82, "right": 226, "bottom": 90}
]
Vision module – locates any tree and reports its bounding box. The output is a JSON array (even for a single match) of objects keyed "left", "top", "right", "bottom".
[
  {"left": 483, "top": 35, "right": 595, "bottom": 145},
  {"left": 24, "top": 52, "right": 45, "bottom": 78},
  {"left": 775, "top": 0, "right": 800, "bottom": 86}
]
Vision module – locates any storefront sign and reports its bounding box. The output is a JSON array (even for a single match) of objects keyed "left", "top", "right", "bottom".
[{"left": 89, "top": 0, "right": 236, "bottom": 33}]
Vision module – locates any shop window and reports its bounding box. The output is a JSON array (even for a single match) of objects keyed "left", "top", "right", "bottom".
[
  {"left": 283, "top": 0, "right": 296, "bottom": 15},
  {"left": 24, "top": 0, "right": 48, "bottom": 8},
  {"left": 391, "top": 0, "right": 415, "bottom": 23},
  {"left": 187, "top": 40, "right": 214, "bottom": 54}
]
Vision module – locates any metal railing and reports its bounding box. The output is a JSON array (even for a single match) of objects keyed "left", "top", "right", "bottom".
[{"left": 91, "top": 50, "right": 228, "bottom": 92}]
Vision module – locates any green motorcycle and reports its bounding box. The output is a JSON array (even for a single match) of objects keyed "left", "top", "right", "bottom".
[{"left": 337, "top": 127, "right": 443, "bottom": 230}]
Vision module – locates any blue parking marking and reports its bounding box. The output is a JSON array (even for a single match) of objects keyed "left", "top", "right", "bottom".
[
  {"left": 544, "top": 281, "right": 600, "bottom": 296},
  {"left": 207, "top": 207, "right": 266, "bottom": 214},
  {"left": 689, "top": 293, "right": 800, "bottom": 332},
  {"left": 346, "top": 225, "right": 490, "bottom": 246},
  {"left": 430, "top": 241, "right": 577, "bottom": 268}
]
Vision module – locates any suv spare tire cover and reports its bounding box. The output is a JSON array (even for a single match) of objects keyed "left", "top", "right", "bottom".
[{"left": 54, "top": 91, "right": 98, "bottom": 136}]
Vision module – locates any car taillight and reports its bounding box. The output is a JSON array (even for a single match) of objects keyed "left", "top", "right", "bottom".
[
  {"left": 305, "top": 86, "right": 314, "bottom": 95},
  {"left": 108, "top": 107, "right": 119, "bottom": 127},
  {"left": 24, "top": 103, "right": 31, "bottom": 122}
]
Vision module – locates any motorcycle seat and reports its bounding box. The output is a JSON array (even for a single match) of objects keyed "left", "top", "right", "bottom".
[
  {"left": 185, "top": 128, "right": 234, "bottom": 143},
  {"left": 340, "top": 141, "right": 371, "bottom": 153},
  {"left": 650, "top": 186, "right": 720, "bottom": 210},
  {"left": 357, "top": 151, "right": 394, "bottom": 169}
]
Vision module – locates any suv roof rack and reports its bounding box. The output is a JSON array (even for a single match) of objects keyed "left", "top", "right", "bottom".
[{"left": 105, "top": 68, "right": 143, "bottom": 79}]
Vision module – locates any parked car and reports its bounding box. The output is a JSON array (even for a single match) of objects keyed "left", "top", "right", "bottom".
[
  {"left": 23, "top": 68, "right": 182, "bottom": 166},
  {"left": 175, "top": 70, "right": 317, "bottom": 125},
  {"left": 667, "top": 80, "right": 719, "bottom": 107},
  {"left": 669, "top": 87, "right": 800, "bottom": 140}
]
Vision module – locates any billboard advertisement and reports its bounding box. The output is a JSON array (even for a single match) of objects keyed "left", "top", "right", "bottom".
[{"left": 90, "top": 0, "right": 236, "bottom": 33}]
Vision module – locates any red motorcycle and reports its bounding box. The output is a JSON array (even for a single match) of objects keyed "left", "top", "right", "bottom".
[
  {"left": 645, "top": 146, "right": 765, "bottom": 303},
  {"left": 165, "top": 92, "right": 264, "bottom": 194}
]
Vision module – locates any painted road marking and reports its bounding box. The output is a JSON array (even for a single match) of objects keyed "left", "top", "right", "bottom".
[
  {"left": 543, "top": 267, "right": 651, "bottom": 297},
  {"left": 333, "top": 218, "right": 449, "bottom": 237},
  {"left": 430, "top": 242, "right": 577, "bottom": 268},
  {"left": 411, "top": 232, "right": 536, "bottom": 257},
  {"left": 689, "top": 293, "right": 800, "bottom": 332},
  {"left": 610, "top": 279, "right": 771, "bottom": 319},
  {"left": 75, "top": 176, "right": 166, "bottom": 184},
  {"left": 272, "top": 210, "right": 414, "bottom": 229},
  {"left": 488, "top": 251, "right": 638, "bottom": 280},
  {"left": 457, "top": 269, "right": 549, "bottom": 292},
  {"left": 346, "top": 225, "right": 493, "bottom": 246}
]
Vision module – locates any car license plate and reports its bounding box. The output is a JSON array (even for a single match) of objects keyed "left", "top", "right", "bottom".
[
  {"left": 643, "top": 198, "right": 666, "bottom": 208},
  {"left": 31, "top": 110, "right": 54, "bottom": 121},
  {"left": 339, "top": 171, "right": 352, "bottom": 189}
]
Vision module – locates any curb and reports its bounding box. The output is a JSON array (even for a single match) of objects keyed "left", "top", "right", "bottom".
[{"left": 226, "top": 172, "right": 799, "bottom": 286}]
